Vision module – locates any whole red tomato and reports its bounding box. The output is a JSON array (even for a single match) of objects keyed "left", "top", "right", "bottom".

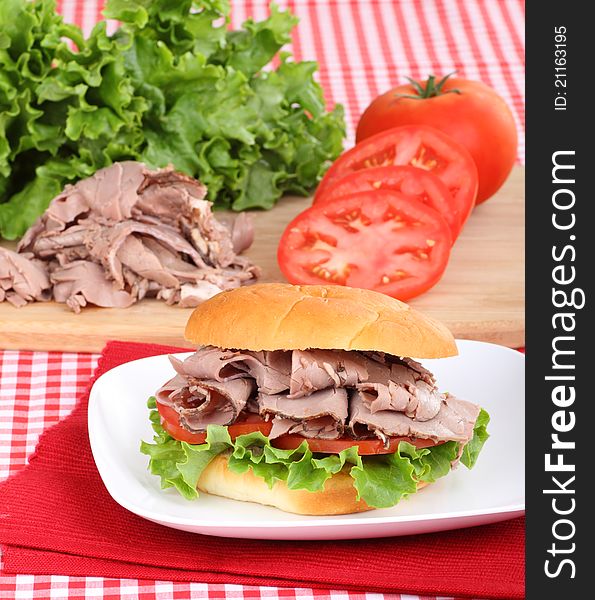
[{"left": 356, "top": 74, "right": 518, "bottom": 204}]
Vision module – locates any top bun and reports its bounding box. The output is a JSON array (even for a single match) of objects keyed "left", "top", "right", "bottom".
[{"left": 185, "top": 283, "right": 457, "bottom": 358}]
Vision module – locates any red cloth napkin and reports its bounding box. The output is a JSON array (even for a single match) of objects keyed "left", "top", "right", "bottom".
[{"left": 0, "top": 341, "right": 525, "bottom": 599}]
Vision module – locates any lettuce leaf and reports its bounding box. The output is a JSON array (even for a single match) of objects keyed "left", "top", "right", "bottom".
[
  {"left": 1, "top": 0, "right": 345, "bottom": 239},
  {"left": 141, "top": 398, "right": 490, "bottom": 509},
  {"left": 460, "top": 408, "right": 490, "bottom": 469}
]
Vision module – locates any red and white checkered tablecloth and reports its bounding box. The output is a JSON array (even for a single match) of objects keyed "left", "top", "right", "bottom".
[{"left": 1, "top": 1, "right": 524, "bottom": 598}]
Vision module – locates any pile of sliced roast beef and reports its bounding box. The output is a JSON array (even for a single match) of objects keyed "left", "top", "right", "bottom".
[
  {"left": 157, "top": 347, "right": 481, "bottom": 445},
  {"left": 0, "top": 162, "right": 258, "bottom": 311}
]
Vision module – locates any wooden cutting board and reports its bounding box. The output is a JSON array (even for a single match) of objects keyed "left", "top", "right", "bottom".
[{"left": 0, "top": 167, "right": 524, "bottom": 352}]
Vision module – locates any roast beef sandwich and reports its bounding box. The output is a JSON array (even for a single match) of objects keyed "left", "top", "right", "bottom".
[{"left": 141, "top": 283, "right": 489, "bottom": 515}]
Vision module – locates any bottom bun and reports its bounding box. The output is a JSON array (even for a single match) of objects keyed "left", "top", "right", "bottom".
[{"left": 197, "top": 453, "right": 429, "bottom": 515}]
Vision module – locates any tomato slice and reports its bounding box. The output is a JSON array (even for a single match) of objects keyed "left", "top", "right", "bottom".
[
  {"left": 316, "top": 125, "right": 478, "bottom": 232},
  {"left": 156, "top": 402, "right": 272, "bottom": 444},
  {"left": 278, "top": 191, "right": 452, "bottom": 300},
  {"left": 272, "top": 434, "right": 438, "bottom": 455},
  {"left": 157, "top": 401, "right": 439, "bottom": 456},
  {"left": 313, "top": 165, "right": 461, "bottom": 240}
]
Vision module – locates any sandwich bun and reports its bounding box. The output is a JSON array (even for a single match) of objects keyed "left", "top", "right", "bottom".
[
  {"left": 185, "top": 283, "right": 457, "bottom": 358},
  {"left": 198, "top": 454, "right": 429, "bottom": 515}
]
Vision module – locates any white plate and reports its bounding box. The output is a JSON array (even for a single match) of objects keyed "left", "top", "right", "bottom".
[{"left": 88, "top": 340, "right": 524, "bottom": 540}]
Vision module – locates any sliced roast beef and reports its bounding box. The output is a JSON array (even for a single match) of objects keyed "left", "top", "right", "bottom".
[
  {"left": 156, "top": 373, "right": 255, "bottom": 432},
  {"left": 170, "top": 350, "right": 248, "bottom": 382},
  {"left": 259, "top": 388, "right": 348, "bottom": 439},
  {"left": 269, "top": 416, "right": 346, "bottom": 440},
  {"left": 179, "top": 379, "right": 255, "bottom": 431},
  {"left": 18, "top": 162, "right": 148, "bottom": 246},
  {"left": 25, "top": 225, "right": 88, "bottom": 258},
  {"left": 141, "top": 237, "right": 209, "bottom": 280},
  {"left": 348, "top": 390, "right": 480, "bottom": 444},
  {"left": 153, "top": 347, "right": 483, "bottom": 443},
  {"left": 235, "top": 351, "right": 292, "bottom": 394},
  {"left": 115, "top": 235, "right": 180, "bottom": 288},
  {"left": 134, "top": 166, "right": 208, "bottom": 229},
  {"left": 0, "top": 248, "right": 51, "bottom": 307},
  {"left": 286, "top": 350, "right": 441, "bottom": 421},
  {"left": 3, "top": 161, "right": 259, "bottom": 311},
  {"left": 86, "top": 219, "right": 210, "bottom": 288},
  {"left": 356, "top": 354, "right": 442, "bottom": 421},
  {"left": 136, "top": 167, "right": 244, "bottom": 269},
  {"left": 171, "top": 347, "right": 292, "bottom": 394},
  {"left": 50, "top": 261, "right": 134, "bottom": 313},
  {"left": 289, "top": 350, "right": 369, "bottom": 397},
  {"left": 230, "top": 212, "right": 255, "bottom": 254},
  {"left": 401, "top": 357, "right": 436, "bottom": 385}
]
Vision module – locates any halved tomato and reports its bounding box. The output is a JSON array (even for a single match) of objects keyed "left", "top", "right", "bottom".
[
  {"left": 355, "top": 75, "right": 518, "bottom": 204},
  {"left": 277, "top": 191, "right": 452, "bottom": 300},
  {"left": 156, "top": 402, "right": 272, "bottom": 444},
  {"left": 272, "top": 434, "right": 437, "bottom": 455},
  {"left": 313, "top": 165, "right": 460, "bottom": 239},
  {"left": 316, "top": 125, "right": 478, "bottom": 231}
]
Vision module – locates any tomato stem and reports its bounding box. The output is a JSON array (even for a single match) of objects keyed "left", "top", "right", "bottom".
[{"left": 395, "top": 72, "right": 461, "bottom": 100}]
